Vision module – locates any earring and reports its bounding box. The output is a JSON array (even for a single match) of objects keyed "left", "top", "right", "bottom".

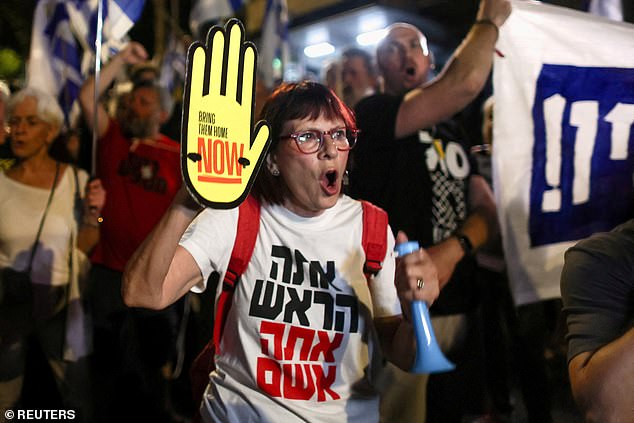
[{"left": 271, "top": 168, "right": 280, "bottom": 176}]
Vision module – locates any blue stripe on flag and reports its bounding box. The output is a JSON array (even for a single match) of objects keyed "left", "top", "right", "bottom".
[
  {"left": 114, "top": 0, "right": 145, "bottom": 22},
  {"left": 43, "top": 3, "right": 70, "bottom": 39},
  {"left": 58, "top": 80, "right": 81, "bottom": 122},
  {"left": 51, "top": 37, "right": 82, "bottom": 72}
]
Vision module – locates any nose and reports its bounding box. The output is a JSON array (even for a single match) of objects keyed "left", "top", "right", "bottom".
[
  {"left": 319, "top": 134, "right": 339, "bottom": 159},
  {"left": 394, "top": 43, "right": 408, "bottom": 71}
]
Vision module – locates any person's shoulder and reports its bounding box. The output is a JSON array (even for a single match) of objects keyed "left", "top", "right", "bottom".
[
  {"left": 346, "top": 196, "right": 387, "bottom": 214},
  {"left": 612, "top": 219, "right": 634, "bottom": 238},
  {"left": 157, "top": 133, "right": 180, "bottom": 153},
  {"left": 105, "top": 117, "right": 120, "bottom": 135},
  {"left": 158, "top": 133, "right": 179, "bottom": 145},
  {"left": 338, "top": 195, "right": 379, "bottom": 219},
  {"left": 71, "top": 165, "right": 89, "bottom": 178},
  {"left": 75, "top": 166, "right": 90, "bottom": 185},
  {"left": 562, "top": 221, "right": 634, "bottom": 311},
  {"left": 354, "top": 94, "right": 403, "bottom": 139},
  {"left": 338, "top": 194, "right": 363, "bottom": 210},
  {"left": 193, "top": 205, "right": 239, "bottom": 229},
  {"left": 355, "top": 93, "right": 401, "bottom": 113},
  {"left": 566, "top": 220, "right": 634, "bottom": 268},
  {"left": 578, "top": 220, "right": 634, "bottom": 249}
]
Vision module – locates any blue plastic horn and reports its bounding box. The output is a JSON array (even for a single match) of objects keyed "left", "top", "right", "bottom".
[{"left": 395, "top": 241, "right": 455, "bottom": 374}]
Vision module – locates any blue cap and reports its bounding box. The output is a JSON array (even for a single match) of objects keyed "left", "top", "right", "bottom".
[{"left": 394, "top": 241, "right": 420, "bottom": 257}]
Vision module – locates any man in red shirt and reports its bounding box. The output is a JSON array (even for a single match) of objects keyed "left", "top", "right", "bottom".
[{"left": 79, "top": 42, "right": 182, "bottom": 422}]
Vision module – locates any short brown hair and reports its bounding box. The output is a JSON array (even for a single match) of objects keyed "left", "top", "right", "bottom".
[{"left": 251, "top": 81, "right": 356, "bottom": 205}]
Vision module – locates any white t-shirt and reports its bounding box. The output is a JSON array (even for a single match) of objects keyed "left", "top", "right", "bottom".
[
  {"left": 180, "top": 195, "right": 400, "bottom": 423},
  {"left": 0, "top": 166, "right": 88, "bottom": 287}
]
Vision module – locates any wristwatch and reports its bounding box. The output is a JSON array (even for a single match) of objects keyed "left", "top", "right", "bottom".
[{"left": 455, "top": 233, "right": 473, "bottom": 256}]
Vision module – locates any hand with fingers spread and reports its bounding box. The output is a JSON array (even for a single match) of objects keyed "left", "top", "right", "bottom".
[
  {"left": 394, "top": 231, "right": 440, "bottom": 321},
  {"left": 182, "top": 19, "right": 271, "bottom": 209}
]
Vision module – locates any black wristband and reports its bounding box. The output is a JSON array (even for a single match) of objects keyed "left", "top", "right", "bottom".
[{"left": 455, "top": 233, "right": 474, "bottom": 256}]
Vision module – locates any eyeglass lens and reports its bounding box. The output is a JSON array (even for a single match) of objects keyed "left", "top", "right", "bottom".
[{"left": 295, "top": 128, "right": 356, "bottom": 153}]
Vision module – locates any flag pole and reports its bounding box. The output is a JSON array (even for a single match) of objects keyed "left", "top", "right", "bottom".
[{"left": 92, "top": 0, "right": 104, "bottom": 177}]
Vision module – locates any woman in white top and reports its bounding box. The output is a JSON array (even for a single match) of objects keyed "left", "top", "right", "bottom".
[
  {"left": 123, "top": 81, "right": 439, "bottom": 422},
  {"left": 0, "top": 87, "right": 105, "bottom": 418}
]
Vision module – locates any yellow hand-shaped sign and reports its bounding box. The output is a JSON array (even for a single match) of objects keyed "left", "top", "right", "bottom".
[{"left": 181, "top": 19, "right": 271, "bottom": 209}]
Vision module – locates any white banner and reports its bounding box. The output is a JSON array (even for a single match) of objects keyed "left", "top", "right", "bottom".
[{"left": 493, "top": 0, "right": 634, "bottom": 306}]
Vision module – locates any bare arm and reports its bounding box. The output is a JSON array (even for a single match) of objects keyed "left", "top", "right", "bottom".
[
  {"left": 568, "top": 327, "right": 634, "bottom": 423},
  {"left": 376, "top": 231, "right": 440, "bottom": 370},
  {"left": 395, "top": 0, "right": 511, "bottom": 139},
  {"left": 122, "top": 187, "right": 203, "bottom": 310},
  {"left": 427, "top": 174, "right": 497, "bottom": 287},
  {"left": 375, "top": 316, "right": 415, "bottom": 370},
  {"left": 78, "top": 42, "right": 149, "bottom": 138}
]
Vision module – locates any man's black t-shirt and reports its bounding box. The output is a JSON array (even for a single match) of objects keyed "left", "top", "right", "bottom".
[{"left": 349, "top": 93, "right": 478, "bottom": 315}]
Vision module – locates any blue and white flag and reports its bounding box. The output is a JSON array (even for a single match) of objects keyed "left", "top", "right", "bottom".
[
  {"left": 66, "top": 0, "right": 146, "bottom": 67},
  {"left": 27, "top": 0, "right": 145, "bottom": 126},
  {"left": 492, "top": 1, "right": 634, "bottom": 306},
  {"left": 259, "top": 0, "right": 289, "bottom": 89},
  {"left": 27, "top": 0, "right": 84, "bottom": 126},
  {"left": 189, "top": 0, "right": 244, "bottom": 38}
]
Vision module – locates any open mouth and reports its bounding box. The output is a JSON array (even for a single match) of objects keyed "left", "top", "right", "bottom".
[
  {"left": 321, "top": 170, "right": 339, "bottom": 195},
  {"left": 405, "top": 67, "right": 416, "bottom": 77},
  {"left": 326, "top": 170, "right": 337, "bottom": 186}
]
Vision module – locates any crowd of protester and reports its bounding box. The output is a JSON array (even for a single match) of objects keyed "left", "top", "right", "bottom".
[{"left": 1, "top": 0, "right": 631, "bottom": 422}]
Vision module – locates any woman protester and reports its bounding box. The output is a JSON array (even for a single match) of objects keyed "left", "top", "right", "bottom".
[
  {"left": 0, "top": 88, "right": 105, "bottom": 418},
  {"left": 123, "top": 81, "right": 439, "bottom": 422}
]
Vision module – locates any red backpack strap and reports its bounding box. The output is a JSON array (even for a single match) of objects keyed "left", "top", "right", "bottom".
[
  {"left": 213, "top": 195, "right": 261, "bottom": 349},
  {"left": 361, "top": 200, "right": 389, "bottom": 280},
  {"left": 190, "top": 196, "right": 261, "bottom": 409}
]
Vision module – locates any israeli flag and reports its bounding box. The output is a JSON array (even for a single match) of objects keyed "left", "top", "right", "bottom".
[
  {"left": 27, "top": 0, "right": 84, "bottom": 126},
  {"left": 27, "top": 0, "right": 145, "bottom": 126},
  {"left": 66, "top": 0, "right": 146, "bottom": 64}
]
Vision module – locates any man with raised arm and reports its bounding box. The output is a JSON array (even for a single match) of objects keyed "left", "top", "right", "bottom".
[
  {"left": 348, "top": 0, "right": 511, "bottom": 421},
  {"left": 78, "top": 41, "right": 182, "bottom": 423}
]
